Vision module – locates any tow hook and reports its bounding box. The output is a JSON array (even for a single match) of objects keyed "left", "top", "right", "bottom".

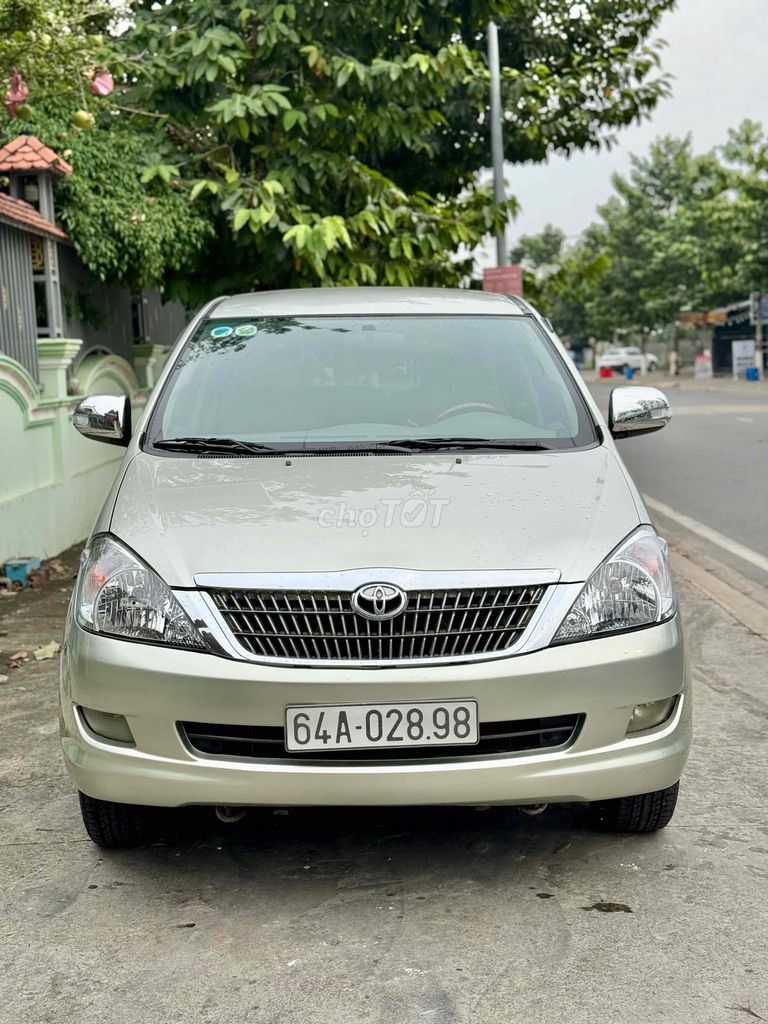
[
  {"left": 518, "top": 803, "right": 548, "bottom": 816},
  {"left": 215, "top": 806, "right": 247, "bottom": 823}
]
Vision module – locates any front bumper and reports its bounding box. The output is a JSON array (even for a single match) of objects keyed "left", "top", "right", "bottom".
[{"left": 60, "top": 618, "right": 691, "bottom": 808}]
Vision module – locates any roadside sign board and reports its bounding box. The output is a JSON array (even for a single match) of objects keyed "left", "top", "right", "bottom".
[
  {"left": 694, "top": 352, "right": 713, "bottom": 379},
  {"left": 483, "top": 265, "right": 523, "bottom": 296},
  {"left": 732, "top": 339, "right": 756, "bottom": 379}
]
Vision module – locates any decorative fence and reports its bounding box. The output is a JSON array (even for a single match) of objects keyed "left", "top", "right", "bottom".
[
  {"left": 0, "top": 339, "right": 168, "bottom": 563},
  {"left": 0, "top": 217, "right": 41, "bottom": 381}
]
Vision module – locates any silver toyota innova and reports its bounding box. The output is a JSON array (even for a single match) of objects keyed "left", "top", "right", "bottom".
[{"left": 63, "top": 288, "right": 689, "bottom": 847}]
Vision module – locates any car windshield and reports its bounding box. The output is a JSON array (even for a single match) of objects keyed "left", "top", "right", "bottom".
[{"left": 146, "top": 314, "right": 596, "bottom": 452}]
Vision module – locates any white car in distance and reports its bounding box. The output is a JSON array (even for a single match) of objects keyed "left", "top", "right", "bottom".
[{"left": 597, "top": 346, "right": 659, "bottom": 373}]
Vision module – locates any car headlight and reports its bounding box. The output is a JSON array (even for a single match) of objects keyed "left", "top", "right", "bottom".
[
  {"left": 553, "top": 526, "right": 676, "bottom": 643},
  {"left": 76, "top": 534, "right": 204, "bottom": 649}
]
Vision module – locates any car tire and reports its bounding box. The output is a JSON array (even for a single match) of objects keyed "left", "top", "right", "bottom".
[
  {"left": 78, "top": 791, "right": 161, "bottom": 849},
  {"left": 588, "top": 782, "right": 679, "bottom": 833}
]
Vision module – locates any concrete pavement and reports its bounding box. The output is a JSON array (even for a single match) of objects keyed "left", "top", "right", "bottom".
[{"left": 1, "top": 544, "right": 767, "bottom": 1023}]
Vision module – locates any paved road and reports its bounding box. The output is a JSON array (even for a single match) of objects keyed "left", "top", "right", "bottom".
[
  {"left": 589, "top": 379, "right": 768, "bottom": 582},
  {"left": 1, "top": 548, "right": 767, "bottom": 1023}
]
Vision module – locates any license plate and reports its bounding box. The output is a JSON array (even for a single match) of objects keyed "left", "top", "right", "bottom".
[{"left": 285, "top": 700, "right": 478, "bottom": 752}]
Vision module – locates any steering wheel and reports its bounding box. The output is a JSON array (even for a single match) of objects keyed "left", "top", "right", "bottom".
[{"left": 434, "top": 401, "right": 506, "bottom": 423}]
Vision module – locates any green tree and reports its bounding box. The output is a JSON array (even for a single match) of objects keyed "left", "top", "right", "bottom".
[
  {"left": 509, "top": 224, "right": 565, "bottom": 271},
  {"left": 528, "top": 131, "right": 759, "bottom": 341},
  {"left": 515, "top": 229, "right": 607, "bottom": 343},
  {"left": 701, "top": 119, "right": 768, "bottom": 297},
  {"left": 584, "top": 137, "right": 726, "bottom": 335},
  {"left": 2, "top": 0, "right": 675, "bottom": 297},
  {"left": 385, "top": 0, "right": 676, "bottom": 192},
  {"left": 568, "top": 127, "right": 767, "bottom": 339},
  {"left": 0, "top": 1, "right": 211, "bottom": 290},
  {"left": 106, "top": 0, "right": 674, "bottom": 299},
  {"left": 0, "top": 0, "right": 118, "bottom": 114},
  {"left": 0, "top": 104, "right": 213, "bottom": 291}
]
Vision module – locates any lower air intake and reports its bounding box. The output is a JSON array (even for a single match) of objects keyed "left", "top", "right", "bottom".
[{"left": 181, "top": 715, "right": 582, "bottom": 763}]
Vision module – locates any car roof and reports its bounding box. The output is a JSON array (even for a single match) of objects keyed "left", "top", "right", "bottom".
[{"left": 213, "top": 287, "right": 527, "bottom": 319}]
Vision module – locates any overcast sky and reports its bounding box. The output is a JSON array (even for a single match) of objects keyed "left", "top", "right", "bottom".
[{"left": 494, "top": 0, "right": 768, "bottom": 258}]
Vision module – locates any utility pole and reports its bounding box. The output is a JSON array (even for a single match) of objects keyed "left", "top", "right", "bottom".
[
  {"left": 756, "top": 293, "right": 764, "bottom": 378},
  {"left": 487, "top": 20, "right": 507, "bottom": 267},
  {"left": 750, "top": 290, "right": 764, "bottom": 377}
]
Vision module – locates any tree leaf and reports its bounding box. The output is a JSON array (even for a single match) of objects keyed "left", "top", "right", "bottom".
[
  {"left": 232, "top": 207, "right": 251, "bottom": 232},
  {"left": 190, "top": 180, "right": 211, "bottom": 201}
]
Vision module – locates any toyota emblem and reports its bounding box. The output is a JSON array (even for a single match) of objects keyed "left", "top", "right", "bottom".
[{"left": 351, "top": 583, "right": 408, "bottom": 621}]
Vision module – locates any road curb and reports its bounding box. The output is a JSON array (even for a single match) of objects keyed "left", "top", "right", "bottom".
[
  {"left": 669, "top": 548, "right": 768, "bottom": 642},
  {"left": 584, "top": 373, "right": 768, "bottom": 395}
]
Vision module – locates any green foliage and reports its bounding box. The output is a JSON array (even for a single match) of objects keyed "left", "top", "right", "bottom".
[
  {"left": 466, "top": 0, "right": 674, "bottom": 178},
  {"left": 0, "top": 0, "right": 212, "bottom": 290},
  {"left": 0, "top": 0, "right": 119, "bottom": 108},
  {"left": 1, "top": 0, "right": 674, "bottom": 296},
  {"left": 704, "top": 120, "right": 768, "bottom": 297},
  {"left": 0, "top": 106, "right": 212, "bottom": 290},
  {"left": 527, "top": 243, "right": 610, "bottom": 342},
  {"left": 509, "top": 224, "right": 566, "bottom": 271},
  {"left": 106, "top": 0, "right": 673, "bottom": 298},
  {"left": 581, "top": 138, "right": 722, "bottom": 334},
  {"left": 522, "top": 123, "right": 768, "bottom": 341}
]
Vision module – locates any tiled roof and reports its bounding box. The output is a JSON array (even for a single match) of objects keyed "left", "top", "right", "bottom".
[
  {"left": 0, "top": 134, "right": 73, "bottom": 175},
  {"left": 0, "top": 192, "right": 68, "bottom": 240}
]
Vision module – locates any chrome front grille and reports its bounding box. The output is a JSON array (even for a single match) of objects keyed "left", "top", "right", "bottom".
[{"left": 208, "top": 584, "right": 547, "bottom": 663}]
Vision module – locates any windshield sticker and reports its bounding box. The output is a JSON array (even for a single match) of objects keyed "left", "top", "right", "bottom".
[
  {"left": 210, "top": 325, "right": 234, "bottom": 339},
  {"left": 234, "top": 324, "right": 258, "bottom": 338}
]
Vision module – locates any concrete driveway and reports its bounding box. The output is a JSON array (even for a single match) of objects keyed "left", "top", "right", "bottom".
[{"left": 1, "top": 548, "right": 767, "bottom": 1024}]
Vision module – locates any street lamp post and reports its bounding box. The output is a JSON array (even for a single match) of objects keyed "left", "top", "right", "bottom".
[
  {"left": 487, "top": 20, "right": 508, "bottom": 267},
  {"left": 756, "top": 293, "right": 764, "bottom": 377}
]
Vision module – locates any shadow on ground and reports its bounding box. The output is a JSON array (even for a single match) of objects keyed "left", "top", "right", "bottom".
[{"left": 132, "top": 801, "right": 591, "bottom": 885}]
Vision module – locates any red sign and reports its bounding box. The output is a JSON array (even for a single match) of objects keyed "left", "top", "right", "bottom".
[{"left": 482, "top": 264, "right": 523, "bottom": 296}]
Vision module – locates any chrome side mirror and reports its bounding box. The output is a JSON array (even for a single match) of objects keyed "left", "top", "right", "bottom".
[
  {"left": 608, "top": 386, "right": 671, "bottom": 438},
  {"left": 72, "top": 394, "right": 132, "bottom": 447}
]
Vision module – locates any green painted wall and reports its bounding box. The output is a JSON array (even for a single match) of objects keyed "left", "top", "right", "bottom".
[{"left": 0, "top": 341, "right": 154, "bottom": 564}]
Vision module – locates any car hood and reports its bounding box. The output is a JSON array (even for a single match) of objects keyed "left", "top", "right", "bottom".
[{"left": 109, "top": 447, "right": 642, "bottom": 587}]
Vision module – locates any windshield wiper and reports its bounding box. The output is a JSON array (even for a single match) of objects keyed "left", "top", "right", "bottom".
[
  {"left": 374, "top": 437, "right": 557, "bottom": 452},
  {"left": 153, "top": 436, "right": 556, "bottom": 456},
  {"left": 152, "top": 436, "right": 283, "bottom": 454}
]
